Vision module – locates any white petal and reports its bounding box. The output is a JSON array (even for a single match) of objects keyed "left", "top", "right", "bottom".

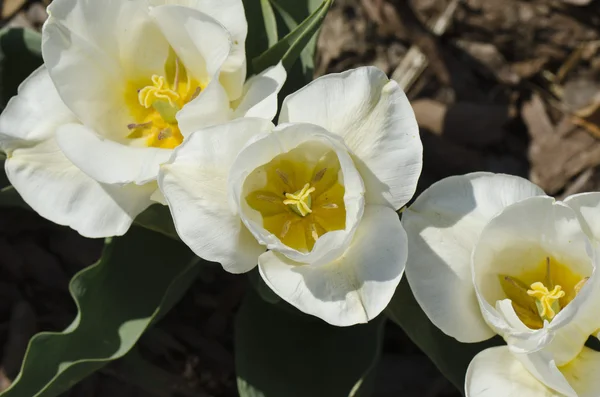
[
  {"left": 258, "top": 205, "right": 406, "bottom": 326},
  {"left": 465, "top": 346, "right": 564, "bottom": 397},
  {"left": 0, "top": 66, "right": 75, "bottom": 152},
  {"left": 56, "top": 123, "right": 172, "bottom": 185},
  {"left": 230, "top": 122, "right": 365, "bottom": 266},
  {"left": 148, "top": 0, "right": 247, "bottom": 100},
  {"left": 46, "top": 0, "right": 167, "bottom": 77},
  {"left": 176, "top": 77, "right": 232, "bottom": 137},
  {"left": 43, "top": 0, "right": 170, "bottom": 139},
  {"left": 403, "top": 172, "right": 544, "bottom": 342},
  {"left": 473, "top": 196, "right": 594, "bottom": 359},
  {"left": 232, "top": 62, "right": 287, "bottom": 121},
  {"left": 279, "top": 66, "right": 422, "bottom": 209},
  {"left": 159, "top": 118, "right": 274, "bottom": 273},
  {"left": 5, "top": 138, "right": 155, "bottom": 238},
  {"left": 564, "top": 192, "right": 600, "bottom": 243},
  {"left": 150, "top": 5, "right": 231, "bottom": 86},
  {"left": 516, "top": 351, "right": 577, "bottom": 396},
  {"left": 560, "top": 346, "right": 600, "bottom": 397}
]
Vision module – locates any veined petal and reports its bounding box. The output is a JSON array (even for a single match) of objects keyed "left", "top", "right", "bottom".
[
  {"left": 403, "top": 173, "right": 544, "bottom": 343},
  {"left": 5, "top": 139, "right": 155, "bottom": 238},
  {"left": 150, "top": 5, "right": 231, "bottom": 88},
  {"left": 159, "top": 118, "right": 274, "bottom": 273},
  {"left": 564, "top": 192, "right": 600, "bottom": 243},
  {"left": 232, "top": 62, "right": 287, "bottom": 121},
  {"left": 465, "top": 346, "right": 565, "bottom": 397},
  {"left": 56, "top": 123, "right": 172, "bottom": 185},
  {"left": 473, "top": 196, "right": 595, "bottom": 359},
  {"left": 258, "top": 205, "right": 406, "bottom": 326},
  {"left": 0, "top": 66, "right": 75, "bottom": 152},
  {"left": 176, "top": 76, "right": 232, "bottom": 137},
  {"left": 230, "top": 122, "right": 365, "bottom": 266},
  {"left": 148, "top": 0, "right": 247, "bottom": 100},
  {"left": 279, "top": 66, "right": 422, "bottom": 209}
]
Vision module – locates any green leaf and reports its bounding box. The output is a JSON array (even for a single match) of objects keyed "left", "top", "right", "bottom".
[
  {"left": 133, "top": 204, "right": 179, "bottom": 240},
  {"left": 0, "top": 185, "right": 30, "bottom": 210},
  {"left": 252, "top": 0, "right": 332, "bottom": 75},
  {"left": 1, "top": 227, "right": 202, "bottom": 397},
  {"left": 0, "top": 27, "right": 43, "bottom": 110},
  {"left": 235, "top": 287, "right": 384, "bottom": 397},
  {"left": 243, "top": 0, "right": 279, "bottom": 74},
  {"left": 386, "top": 278, "right": 502, "bottom": 394}
]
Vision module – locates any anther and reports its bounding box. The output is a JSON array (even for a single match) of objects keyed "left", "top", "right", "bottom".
[
  {"left": 276, "top": 169, "right": 292, "bottom": 187},
  {"left": 312, "top": 168, "right": 327, "bottom": 183},
  {"left": 158, "top": 128, "right": 172, "bottom": 140},
  {"left": 127, "top": 121, "right": 152, "bottom": 130},
  {"left": 280, "top": 220, "right": 291, "bottom": 238},
  {"left": 190, "top": 87, "right": 201, "bottom": 101},
  {"left": 321, "top": 203, "right": 338, "bottom": 209},
  {"left": 310, "top": 223, "right": 319, "bottom": 241},
  {"left": 257, "top": 194, "right": 278, "bottom": 203}
]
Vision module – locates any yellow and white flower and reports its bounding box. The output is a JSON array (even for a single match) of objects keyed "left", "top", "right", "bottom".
[
  {"left": 159, "top": 67, "right": 422, "bottom": 325},
  {"left": 403, "top": 172, "right": 600, "bottom": 396},
  {"left": 0, "top": 0, "right": 285, "bottom": 237}
]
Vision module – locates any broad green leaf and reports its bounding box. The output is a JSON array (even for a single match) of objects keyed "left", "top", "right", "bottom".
[
  {"left": 386, "top": 278, "right": 502, "bottom": 394},
  {"left": 235, "top": 287, "right": 384, "bottom": 397},
  {"left": 1, "top": 227, "right": 201, "bottom": 397},
  {"left": 0, "top": 185, "right": 29, "bottom": 210},
  {"left": 133, "top": 204, "right": 178, "bottom": 240},
  {"left": 252, "top": 0, "right": 332, "bottom": 75},
  {"left": 0, "top": 27, "right": 43, "bottom": 109},
  {"left": 268, "top": 0, "right": 324, "bottom": 79},
  {"left": 243, "top": 0, "right": 279, "bottom": 75}
]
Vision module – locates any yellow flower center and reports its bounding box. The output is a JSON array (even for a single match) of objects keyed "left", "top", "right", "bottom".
[
  {"left": 283, "top": 183, "right": 316, "bottom": 217},
  {"left": 125, "top": 50, "right": 202, "bottom": 149},
  {"left": 245, "top": 144, "right": 347, "bottom": 253},
  {"left": 527, "top": 282, "right": 565, "bottom": 321},
  {"left": 499, "top": 257, "right": 588, "bottom": 329}
]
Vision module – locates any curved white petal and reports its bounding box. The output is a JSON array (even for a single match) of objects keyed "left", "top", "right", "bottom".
[
  {"left": 5, "top": 139, "right": 155, "bottom": 238},
  {"left": 280, "top": 66, "right": 422, "bottom": 209},
  {"left": 159, "top": 118, "right": 274, "bottom": 273},
  {"left": 230, "top": 122, "right": 365, "bottom": 266},
  {"left": 403, "top": 172, "right": 544, "bottom": 342},
  {"left": 0, "top": 66, "right": 75, "bottom": 152},
  {"left": 560, "top": 346, "right": 600, "bottom": 397},
  {"left": 473, "top": 196, "right": 595, "bottom": 359},
  {"left": 465, "top": 347, "right": 563, "bottom": 397},
  {"left": 148, "top": 0, "right": 247, "bottom": 100},
  {"left": 177, "top": 77, "right": 232, "bottom": 137},
  {"left": 232, "top": 62, "right": 287, "bottom": 121},
  {"left": 150, "top": 5, "right": 231, "bottom": 87},
  {"left": 564, "top": 192, "right": 600, "bottom": 243},
  {"left": 56, "top": 123, "right": 172, "bottom": 185},
  {"left": 517, "top": 351, "right": 577, "bottom": 396},
  {"left": 258, "top": 205, "right": 406, "bottom": 326},
  {"left": 46, "top": 0, "right": 168, "bottom": 78}
]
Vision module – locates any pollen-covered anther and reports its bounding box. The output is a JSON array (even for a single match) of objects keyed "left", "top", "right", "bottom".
[
  {"left": 158, "top": 128, "right": 172, "bottom": 141},
  {"left": 127, "top": 121, "right": 152, "bottom": 130},
  {"left": 527, "top": 282, "right": 565, "bottom": 321},
  {"left": 283, "top": 183, "right": 316, "bottom": 217}
]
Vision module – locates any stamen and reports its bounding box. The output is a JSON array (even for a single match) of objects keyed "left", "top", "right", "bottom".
[
  {"left": 321, "top": 203, "right": 338, "bottom": 209},
  {"left": 312, "top": 168, "right": 327, "bottom": 183},
  {"left": 276, "top": 169, "right": 292, "bottom": 187},
  {"left": 127, "top": 121, "right": 152, "bottom": 130},
  {"left": 190, "top": 87, "right": 201, "bottom": 101},
  {"left": 280, "top": 220, "right": 291, "bottom": 238},
  {"left": 174, "top": 57, "right": 180, "bottom": 89},
  {"left": 283, "top": 183, "right": 316, "bottom": 217},
  {"left": 527, "top": 282, "right": 565, "bottom": 321},
  {"left": 574, "top": 277, "right": 589, "bottom": 295},
  {"left": 310, "top": 223, "right": 319, "bottom": 241},
  {"left": 158, "top": 128, "right": 172, "bottom": 140},
  {"left": 256, "top": 194, "right": 278, "bottom": 203},
  {"left": 504, "top": 276, "right": 529, "bottom": 293}
]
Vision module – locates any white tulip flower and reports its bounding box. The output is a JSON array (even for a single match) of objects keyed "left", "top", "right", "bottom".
[
  {"left": 159, "top": 67, "right": 422, "bottom": 326},
  {"left": 403, "top": 172, "right": 600, "bottom": 396},
  {"left": 0, "top": 0, "right": 285, "bottom": 237}
]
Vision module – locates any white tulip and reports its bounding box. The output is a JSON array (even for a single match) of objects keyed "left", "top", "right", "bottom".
[
  {"left": 403, "top": 172, "right": 600, "bottom": 396},
  {"left": 159, "top": 67, "right": 422, "bottom": 326},
  {"left": 0, "top": 0, "right": 286, "bottom": 237}
]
